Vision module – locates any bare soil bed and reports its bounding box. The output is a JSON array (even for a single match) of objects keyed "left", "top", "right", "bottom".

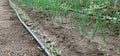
[
  {"left": 0, "top": 0, "right": 45, "bottom": 56},
  {"left": 14, "top": 0, "right": 120, "bottom": 56}
]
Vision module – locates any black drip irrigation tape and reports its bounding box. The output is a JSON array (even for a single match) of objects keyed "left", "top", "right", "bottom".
[{"left": 8, "top": 0, "right": 52, "bottom": 56}]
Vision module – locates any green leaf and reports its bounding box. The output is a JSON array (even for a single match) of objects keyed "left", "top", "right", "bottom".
[
  {"left": 91, "top": 15, "right": 101, "bottom": 41},
  {"left": 99, "top": 22, "right": 106, "bottom": 44},
  {"left": 81, "top": 14, "right": 88, "bottom": 35},
  {"left": 118, "top": 46, "right": 120, "bottom": 54}
]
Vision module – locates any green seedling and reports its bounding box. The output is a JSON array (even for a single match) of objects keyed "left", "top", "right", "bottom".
[
  {"left": 10, "top": 0, "right": 29, "bottom": 22},
  {"left": 45, "top": 39, "right": 62, "bottom": 56}
]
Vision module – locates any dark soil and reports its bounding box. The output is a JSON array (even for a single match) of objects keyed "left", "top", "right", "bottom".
[
  {"left": 13, "top": 0, "right": 120, "bottom": 56},
  {"left": 0, "top": 0, "right": 45, "bottom": 56}
]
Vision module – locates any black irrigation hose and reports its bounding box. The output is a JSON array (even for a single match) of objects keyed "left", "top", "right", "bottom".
[{"left": 8, "top": 0, "right": 52, "bottom": 56}]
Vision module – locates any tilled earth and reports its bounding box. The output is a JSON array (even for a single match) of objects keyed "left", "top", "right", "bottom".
[
  {"left": 13, "top": 0, "right": 120, "bottom": 56},
  {"left": 0, "top": 0, "right": 45, "bottom": 56}
]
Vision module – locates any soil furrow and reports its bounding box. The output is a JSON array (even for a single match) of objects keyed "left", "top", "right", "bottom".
[{"left": 0, "top": 0, "right": 45, "bottom": 56}]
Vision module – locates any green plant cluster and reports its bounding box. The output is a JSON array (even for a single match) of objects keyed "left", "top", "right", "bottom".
[
  {"left": 45, "top": 39, "right": 62, "bottom": 56},
  {"left": 18, "top": 0, "right": 120, "bottom": 42},
  {"left": 18, "top": 0, "right": 120, "bottom": 53},
  {"left": 9, "top": 0, "right": 30, "bottom": 22}
]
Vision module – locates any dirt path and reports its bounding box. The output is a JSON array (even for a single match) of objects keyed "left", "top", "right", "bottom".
[{"left": 0, "top": 0, "right": 45, "bottom": 56}]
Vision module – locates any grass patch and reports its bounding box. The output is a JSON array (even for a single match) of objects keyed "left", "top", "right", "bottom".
[{"left": 9, "top": 0, "right": 29, "bottom": 22}]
